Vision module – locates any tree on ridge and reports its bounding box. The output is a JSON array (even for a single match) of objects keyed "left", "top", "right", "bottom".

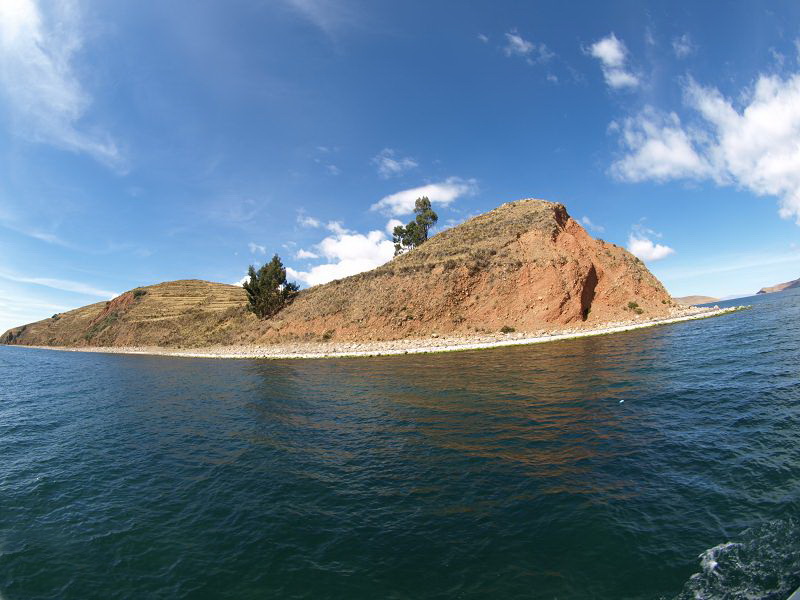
[
  {"left": 243, "top": 254, "right": 299, "bottom": 318},
  {"left": 392, "top": 197, "right": 438, "bottom": 255}
]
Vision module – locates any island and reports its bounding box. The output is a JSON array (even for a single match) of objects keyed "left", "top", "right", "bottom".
[{"left": 2, "top": 199, "right": 742, "bottom": 359}]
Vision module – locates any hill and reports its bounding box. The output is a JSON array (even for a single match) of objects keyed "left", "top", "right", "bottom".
[
  {"left": 673, "top": 295, "right": 719, "bottom": 305},
  {"left": 757, "top": 277, "right": 800, "bottom": 295},
  {"left": 2, "top": 199, "right": 676, "bottom": 348}
]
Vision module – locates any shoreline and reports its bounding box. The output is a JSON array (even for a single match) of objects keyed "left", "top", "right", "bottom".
[{"left": 7, "top": 305, "right": 747, "bottom": 360}]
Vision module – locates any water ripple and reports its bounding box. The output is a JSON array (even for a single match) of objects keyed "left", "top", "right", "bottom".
[{"left": 0, "top": 290, "right": 798, "bottom": 598}]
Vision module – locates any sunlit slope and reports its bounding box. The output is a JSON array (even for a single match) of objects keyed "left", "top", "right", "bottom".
[{"left": 3, "top": 199, "right": 675, "bottom": 347}]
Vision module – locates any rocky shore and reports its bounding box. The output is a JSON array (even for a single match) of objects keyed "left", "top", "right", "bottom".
[{"left": 15, "top": 305, "right": 746, "bottom": 360}]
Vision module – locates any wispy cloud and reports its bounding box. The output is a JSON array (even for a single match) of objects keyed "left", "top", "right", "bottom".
[
  {"left": 0, "top": 271, "right": 117, "bottom": 298},
  {"left": 580, "top": 216, "right": 605, "bottom": 233},
  {"left": 0, "top": 218, "right": 73, "bottom": 248},
  {"left": 0, "top": 291, "right": 71, "bottom": 333},
  {"left": 283, "top": 0, "right": 358, "bottom": 36},
  {"left": 588, "top": 33, "right": 639, "bottom": 89},
  {"left": 371, "top": 177, "right": 478, "bottom": 216},
  {"left": 311, "top": 145, "right": 342, "bottom": 175},
  {"left": 372, "top": 148, "right": 418, "bottom": 178},
  {"left": 297, "top": 214, "right": 322, "bottom": 228},
  {"left": 503, "top": 30, "right": 553, "bottom": 65},
  {"left": 248, "top": 242, "right": 267, "bottom": 255},
  {"left": 0, "top": 0, "right": 124, "bottom": 168},
  {"left": 672, "top": 33, "right": 695, "bottom": 59},
  {"left": 656, "top": 247, "right": 800, "bottom": 284}
]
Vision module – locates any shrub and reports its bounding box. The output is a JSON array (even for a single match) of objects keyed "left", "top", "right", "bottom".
[
  {"left": 322, "top": 329, "right": 334, "bottom": 341},
  {"left": 500, "top": 325, "right": 515, "bottom": 334},
  {"left": 627, "top": 301, "right": 639, "bottom": 310},
  {"left": 133, "top": 288, "right": 147, "bottom": 299},
  {"left": 634, "top": 307, "right": 644, "bottom": 315},
  {"left": 243, "top": 254, "right": 299, "bottom": 319},
  {"left": 469, "top": 248, "right": 492, "bottom": 274}
]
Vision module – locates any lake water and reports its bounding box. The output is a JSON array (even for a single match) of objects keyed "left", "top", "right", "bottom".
[{"left": 1, "top": 290, "right": 799, "bottom": 599}]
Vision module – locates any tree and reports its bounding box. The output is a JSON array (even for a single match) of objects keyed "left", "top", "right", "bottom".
[
  {"left": 392, "top": 196, "right": 438, "bottom": 255},
  {"left": 243, "top": 254, "right": 299, "bottom": 318}
]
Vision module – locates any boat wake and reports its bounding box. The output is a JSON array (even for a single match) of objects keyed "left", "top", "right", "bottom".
[{"left": 672, "top": 519, "right": 800, "bottom": 599}]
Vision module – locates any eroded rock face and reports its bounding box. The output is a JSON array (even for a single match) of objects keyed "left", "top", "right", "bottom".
[
  {"left": 254, "top": 199, "right": 673, "bottom": 342},
  {"left": 2, "top": 199, "right": 675, "bottom": 348}
]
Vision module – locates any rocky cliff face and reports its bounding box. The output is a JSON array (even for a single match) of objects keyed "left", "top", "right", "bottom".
[{"left": 2, "top": 199, "right": 675, "bottom": 348}]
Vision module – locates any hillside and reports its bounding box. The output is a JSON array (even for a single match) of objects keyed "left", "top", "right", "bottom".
[
  {"left": 673, "top": 295, "right": 719, "bottom": 305},
  {"left": 757, "top": 277, "right": 800, "bottom": 295},
  {"left": 2, "top": 199, "right": 676, "bottom": 348}
]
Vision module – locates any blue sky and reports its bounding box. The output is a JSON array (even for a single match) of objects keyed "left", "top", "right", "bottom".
[{"left": 2, "top": 0, "right": 800, "bottom": 332}]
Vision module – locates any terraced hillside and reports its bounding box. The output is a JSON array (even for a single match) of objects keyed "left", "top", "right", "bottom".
[{"left": 1, "top": 280, "right": 249, "bottom": 347}]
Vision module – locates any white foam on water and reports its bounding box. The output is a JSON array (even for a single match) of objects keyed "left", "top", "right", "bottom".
[
  {"left": 672, "top": 519, "right": 800, "bottom": 600},
  {"left": 699, "top": 542, "right": 741, "bottom": 574}
]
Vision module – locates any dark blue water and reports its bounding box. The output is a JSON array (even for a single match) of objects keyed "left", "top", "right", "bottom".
[{"left": 1, "top": 290, "right": 799, "bottom": 599}]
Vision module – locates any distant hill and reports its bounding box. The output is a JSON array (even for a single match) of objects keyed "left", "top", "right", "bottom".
[
  {"left": 2, "top": 199, "right": 676, "bottom": 348},
  {"left": 673, "top": 295, "right": 719, "bottom": 305},
  {"left": 757, "top": 277, "right": 800, "bottom": 295}
]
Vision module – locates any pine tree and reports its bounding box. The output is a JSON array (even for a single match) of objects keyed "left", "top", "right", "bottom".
[{"left": 243, "top": 254, "right": 299, "bottom": 318}]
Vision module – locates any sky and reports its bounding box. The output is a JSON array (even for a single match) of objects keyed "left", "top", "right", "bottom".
[{"left": 2, "top": 0, "right": 800, "bottom": 333}]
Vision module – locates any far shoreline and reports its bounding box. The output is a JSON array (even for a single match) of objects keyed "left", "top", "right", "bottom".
[{"left": 4, "top": 305, "right": 748, "bottom": 361}]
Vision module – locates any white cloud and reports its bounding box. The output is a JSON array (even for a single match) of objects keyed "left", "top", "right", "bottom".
[
  {"left": 371, "top": 177, "right": 478, "bottom": 216},
  {"left": 233, "top": 275, "right": 249, "bottom": 287},
  {"left": 627, "top": 233, "right": 675, "bottom": 261},
  {"left": 296, "top": 248, "right": 319, "bottom": 259},
  {"left": 580, "top": 216, "right": 605, "bottom": 233},
  {"left": 287, "top": 227, "right": 394, "bottom": 287},
  {"left": 477, "top": 33, "right": 489, "bottom": 43},
  {"left": 325, "top": 220, "right": 350, "bottom": 235},
  {"left": 326, "top": 164, "right": 341, "bottom": 175},
  {"left": 611, "top": 73, "right": 800, "bottom": 223},
  {"left": 610, "top": 108, "right": 712, "bottom": 182},
  {"left": 297, "top": 214, "right": 321, "bottom": 228},
  {"left": 672, "top": 34, "right": 695, "bottom": 59},
  {"left": 0, "top": 0, "right": 123, "bottom": 167},
  {"left": 385, "top": 218, "right": 403, "bottom": 235},
  {"left": 248, "top": 242, "right": 267, "bottom": 255},
  {"left": 589, "top": 33, "right": 639, "bottom": 89},
  {"left": 372, "top": 148, "right": 418, "bottom": 178},
  {"left": 503, "top": 31, "right": 553, "bottom": 64},
  {"left": 0, "top": 271, "right": 117, "bottom": 298}
]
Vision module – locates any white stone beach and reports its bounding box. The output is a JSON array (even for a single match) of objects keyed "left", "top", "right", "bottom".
[{"left": 20, "top": 305, "right": 747, "bottom": 360}]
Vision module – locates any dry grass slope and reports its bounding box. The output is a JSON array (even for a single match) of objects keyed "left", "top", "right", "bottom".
[
  {"left": 3, "top": 199, "right": 676, "bottom": 348},
  {"left": 1, "top": 280, "right": 250, "bottom": 348}
]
